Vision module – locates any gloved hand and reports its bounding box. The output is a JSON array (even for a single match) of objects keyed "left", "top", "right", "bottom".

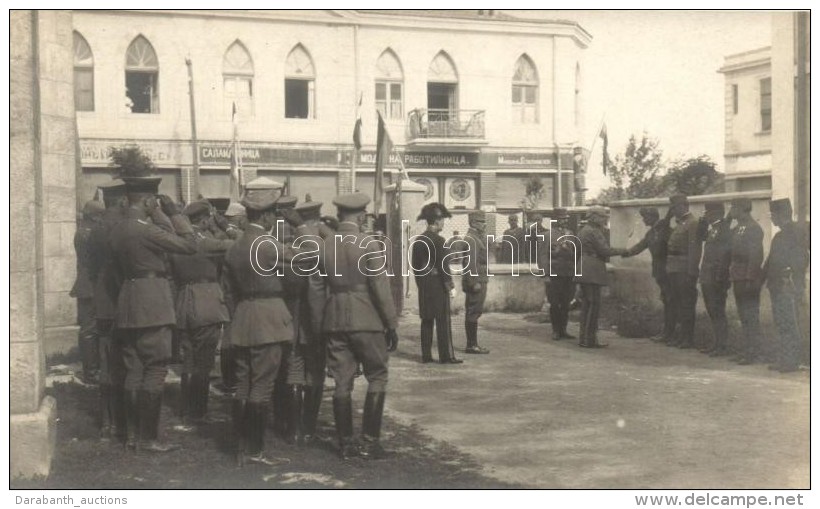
[
  {"left": 157, "top": 194, "right": 181, "bottom": 216},
  {"left": 385, "top": 329, "right": 399, "bottom": 352},
  {"left": 280, "top": 208, "right": 305, "bottom": 228}
]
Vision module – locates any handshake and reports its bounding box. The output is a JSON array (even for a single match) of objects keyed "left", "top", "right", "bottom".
[{"left": 617, "top": 248, "right": 632, "bottom": 258}]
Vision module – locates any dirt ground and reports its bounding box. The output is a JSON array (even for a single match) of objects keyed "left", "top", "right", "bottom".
[{"left": 14, "top": 311, "right": 809, "bottom": 489}]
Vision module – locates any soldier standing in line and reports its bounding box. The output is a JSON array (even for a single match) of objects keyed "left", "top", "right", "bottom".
[
  {"left": 171, "top": 201, "right": 233, "bottom": 426},
  {"left": 501, "top": 214, "right": 525, "bottom": 264},
  {"left": 109, "top": 177, "right": 197, "bottom": 453},
  {"left": 763, "top": 198, "right": 807, "bottom": 373},
  {"left": 727, "top": 198, "right": 765, "bottom": 365},
  {"left": 321, "top": 192, "right": 399, "bottom": 460},
  {"left": 697, "top": 201, "right": 733, "bottom": 356},
  {"left": 462, "top": 211, "right": 491, "bottom": 354},
  {"left": 412, "top": 203, "right": 463, "bottom": 364},
  {"left": 541, "top": 208, "right": 579, "bottom": 341},
  {"left": 622, "top": 207, "right": 673, "bottom": 342},
  {"left": 217, "top": 203, "right": 246, "bottom": 396},
  {"left": 88, "top": 180, "right": 127, "bottom": 440},
  {"left": 575, "top": 207, "right": 628, "bottom": 348},
  {"left": 72, "top": 200, "right": 106, "bottom": 384},
  {"left": 223, "top": 187, "right": 305, "bottom": 466},
  {"left": 665, "top": 194, "right": 703, "bottom": 349}
]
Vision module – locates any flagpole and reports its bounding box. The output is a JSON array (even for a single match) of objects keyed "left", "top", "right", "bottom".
[{"left": 185, "top": 57, "right": 200, "bottom": 202}]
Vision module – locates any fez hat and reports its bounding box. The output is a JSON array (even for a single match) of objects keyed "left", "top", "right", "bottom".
[
  {"left": 224, "top": 202, "right": 246, "bottom": 218},
  {"left": 588, "top": 206, "right": 610, "bottom": 217},
  {"left": 769, "top": 198, "right": 792, "bottom": 216},
  {"left": 98, "top": 179, "right": 127, "bottom": 200},
  {"left": 704, "top": 201, "right": 725, "bottom": 213},
  {"left": 730, "top": 197, "right": 752, "bottom": 212},
  {"left": 295, "top": 194, "right": 323, "bottom": 216},
  {"left": 669, "top": 194, "right": 688, "bottom": 206},
  {"left": 207, "top": 197, "right": 230, "bottom": 215},
  {"left": 274, "top": 195, "right": 298, "bottom": 211},
  {"left": 183, "top": 200, "right": 212, "bottom": 221},
  {"left": 468, "top": 210, "right": 486, "bottom": 223},
  {"left": 417, "top": 202, "right": 452, "bottom": 222},
  {"left": 333, "top": 192, "right": 371, "bottom": 213},
  {"left": 244, "top": 176, "right": 284, "bottom": 191},
  {"left": 639, "top": 206, "right": 660, "bottom": 219},
  {"left": 241, "top": 188, "right": 279, "bottom": 211},
  {"left": 122, "top": 176, "right": 162, "bottom": 194},
  {"left": 553, "top": 208, "right": 570, "bottom": 219},
  {"left": 82, "top": 200, "right": 105, "bottom": 217}
]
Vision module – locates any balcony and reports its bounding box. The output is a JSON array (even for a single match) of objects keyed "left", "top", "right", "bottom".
[{"left": 406, "top": 108, "right": 487, "bottom": 146}]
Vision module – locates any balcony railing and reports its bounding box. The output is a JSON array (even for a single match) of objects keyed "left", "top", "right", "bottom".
[{"left": 406, "top": 108, "right": 485, "bottom": 140}]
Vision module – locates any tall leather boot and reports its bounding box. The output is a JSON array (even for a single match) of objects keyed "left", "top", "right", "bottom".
[
  {"left": 245, "top": 402, "right": 289, "bottom": 466},
  {"left": 232, "top": 398, "right": 247, "bottom": 466},
  {"left": 99, "top": 384, "right": 113, "bottom": 440},
  {"left": 220, "top": 347, "right": 237, "bottom": 394},
  {"left": 272, "top": 380, "right": 289, "bottom": 438},
  {"left": 420, "top": 320, "right": 434, "bottom": 363},
  {"left": 139, "top": 391, "right": 180, "bottom": 453},
  {"left": 111, "top": 384, "right": 126, "bottom": 443},
  {"left": 333, "top": 395, "right": 357, "bottom": 459},
  {"left": 302, "top": 384, "right": 324, "bottom": 446},
  {"left": 359, "top": 392, "right": 388, "bottom": 459},
  {"left": 288, "top": 384, "right": 304, "bottom": 445},
  {"left": 190, "top": 373, "right": 213, "bottom": 424},
  {"left": 123, "top": 389, "right": 139, "bottom": 451},
  {"left": 464, "top": 322, "right": 489, "bottom": 354},
  {"left": 179, "top": 373, "right": 191, "bottom": 423}
]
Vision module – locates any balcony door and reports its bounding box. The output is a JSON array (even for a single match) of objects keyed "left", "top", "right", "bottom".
[{"left": 427, "top": 82, "right": 457, "bottom": 132}]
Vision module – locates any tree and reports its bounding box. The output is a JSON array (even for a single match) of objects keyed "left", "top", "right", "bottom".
[
  {"left": 663, "top": 155, "right": 721, "bottom": 196},
  {"left": 595, "top": 133, "right": 665, "bottom": 203},
  {"left": 519, "top": 174, "right": 546, "bottom": 210},
  {"left": 109, "top": 145, "right": 155, "bottom": 178}
]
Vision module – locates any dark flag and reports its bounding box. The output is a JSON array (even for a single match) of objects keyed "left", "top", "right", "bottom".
[
  {"left": 353, "top": 93, "right": 363, "bottom": 150},
  {"left": 599, "top": 123, "right": 609, "bottom": 175},
  {"left": 374, "top": 111, "right": 393, "bottom": 214}
]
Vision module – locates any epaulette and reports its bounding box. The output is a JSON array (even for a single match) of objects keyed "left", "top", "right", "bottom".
[{"left": 137, "top": 219, "right": 149, "bottom": 225}]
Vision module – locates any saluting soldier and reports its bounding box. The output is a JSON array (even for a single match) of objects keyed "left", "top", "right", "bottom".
[
  {"left": 462, "top": 211, "right": 491, "bottom": 354},
  {"left": 88, "top": 180, "right": 127, "bottom": 440},
  {"left": 72, "top": 200, "right": 106, "bottom": 384},
  {"left": 697, "top": 201, "right": 732, "bottom": 355},
  {"left": 171, "top": 200, "right": 233, "bottom": 426},
  {"left": 321, "top": 192, "right": 399, "bottom": 460},
  {"left": 665, "top": 194, "right": 703, "bottom": 349},
  {"left": 727, "top": 198, "right": 765, "bottom": 365},
  {"left": 412, "top": 203, "right": 462, "bottom": 364},
  {"left": 763, "top": 198, "right": 807, "bottom": 373},
  {"left": 623, "top": 207, "right": 673, "bottom": 342},
  {"left": 575, "top": 207, "right": 628, "bottom": 348},
  {"left": 109, "top": 177, "right": 197, "bottom": 453},
  {"left": 542, "top": 208, "right": 579, "bottom": 341},
  {"left": 223, "top": 187, "right": 304, "bottom": 466}
]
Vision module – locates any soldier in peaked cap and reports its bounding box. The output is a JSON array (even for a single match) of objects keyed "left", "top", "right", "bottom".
[
  {"left": 575, "top": 207, "right": 628, "bottom": 348},
  {"left": 501, "top": 214, "right": 525, "bottom": 264},
  {"left": 697, "top": 201, "right": 732, "bottom": 356},
  {"left": 88, "top": 179, "right": 127, "bottom": 440},
  {"left": 727, "top": 197, "right": 765, "bottom": 365},
  {"left": 412, "top": 203, "right": 462, "bottom": 364},
  {"left": 321, "top": 192, "right": 399, "bottom": 459},
  {"left": 223, "top": 187, "right": 306, "bottom": 466},
  {"left": 461, "top": 210, "right": 491, "bottom": 354},
  {"left": 108, "top": 176, "right": 197, "bottom": 453},
  {"left": 541, "top": 207, "right": 580, "bottom": 341},
  {"left": 244, "top": 176, "right": 285, "bottom": 192},
  {"left": 623, "top": 206, "right": 674, "bottom": 343},
  {"left": 171, "top": 200, "right": 234, "bottom": 427},
  {"left": 665, "top": 194, "right": 703, "bottom": 349},
  {"left": 763, "top": 198, "right": 807, "bottom": 373},
  {"left": 223, "top": 202, "right": 247, "bottom": 240}
]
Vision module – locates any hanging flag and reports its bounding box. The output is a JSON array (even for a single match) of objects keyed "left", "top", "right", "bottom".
[
  {"left": 353, "top": 92, "right": 363, "bottom": 150},
  {"left": 374, "top": 111, "right": 393, "bottom": 215},
  {"left": 229, "top": 102, "right": 242, "bottom": 200},
  {"left": 599, "top": 123, "right": 609, "bottom": 175}
]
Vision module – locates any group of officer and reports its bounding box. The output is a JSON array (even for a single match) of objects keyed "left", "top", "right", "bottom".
[{"left": 73, "top": 170, "right": 399, "bottom": 466}]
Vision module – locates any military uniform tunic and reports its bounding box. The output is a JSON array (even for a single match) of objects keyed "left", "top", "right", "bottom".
[
  {"left": 462, "top": 227, "right": 489, "bottom": 324},
  {"left": 71, "top": 220, "right": 99, "bottom": 376},
  {"left": 625, "top": 217, "right": 673, "bottom": 338},
  {"left": 699, "top": 218, "right": 732, "bottom": 351},
  {"left": 665, "top": 212, "right": 703, "bottom": 346},
  {"left": 575, "top": 222, "right": 622, "bottom": 344},
  {"left": 541, "top": 225, "right": 579, "bottom": 336},
  {"left": 729, "top": 217, "right": 765, "bottom": 360}
]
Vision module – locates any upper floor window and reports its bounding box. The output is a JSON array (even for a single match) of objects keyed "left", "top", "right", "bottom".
[
  {"left": 73, "top": 32, "right": 94, "bottom": 112},
  {"left": 512, "top": 54, "right": 538, "bottom": 124},
  {"left": 427, "top": 51, "right": 459, "bottom": 115},
  {"left": 375, "top": 49, "right": 404, "bottom": 120},
  {"left": 760, "top": 78, "right": 771, "bottom": 131},
  {"left": 284, "top": 44, "right": 315, "bottom": 119},
  {"left": 125, "top": 36, "right": 159, "bottom": 114},
  {"left": 224, "top": 41, "right": 254, "bottom": 119}
]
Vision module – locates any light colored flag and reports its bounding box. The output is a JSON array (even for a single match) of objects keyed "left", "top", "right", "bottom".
[{"left": 229, "top": 102, "right": 242, "bottom": 200}]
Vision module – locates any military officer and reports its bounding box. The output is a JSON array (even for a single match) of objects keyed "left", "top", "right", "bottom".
[
  {"left": 763, "top": 198, "right": 807, "bottom": 373},
  {"left": 575, "top": 207, "right": 628, "bottom": 348},
  {"left": 526, "top": 213, "right": 547, "bottom": 265},
  {"left": 171, "top": 200, "right": 233, "bottom": 426},
  {"left": 223, "top": 187, "right": 304, "bottom": 466},
  {"left": 88, "top": 180, "right": 127, "bottom": 440},
  {"left": 218, "top": 202, "right": 246, "bottom": 394},
  {"left": 462, "top": 211, "right": 491, "bottom": 354},
  {"left": 728, "top": 197, "right": 765, "bottom": 365},
  {"left": 223, "top": 202, "right": 247, "bottom": 239},
  {"left": 541, "top": 208, "right": 579, "bottom": 341},
  {"left": 108, "top": 177, "right": 197, "bottom": 453},
  {"left": 665, "top": 194, "right": 703, "bottom": 349},
  {"left": 500, "top": 214, "right": 525, "bottom": 264},
  {"left": 321, "top": 192, "right": 399, "bottom": 460},
  {"left": 72, "top": 200, "right": 106, "bottom": 384},
  {"left": 697, "top": 201, "right": 732, "bottom": 355},
  {"left": 623, "top": 207, "right": 673, "bottom": 342},
  {"left": 412, "top": 203, "right": 462, "bottom": 364}
]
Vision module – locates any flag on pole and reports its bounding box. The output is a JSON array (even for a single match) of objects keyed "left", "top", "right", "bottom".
[
  {"left": 374, "top": 111, "right": 393, "bottom": 215},
  {"left": 353, "top": 93, "right": 363, "bottom": 150},
  {"left": 599, "top": 123, "right": 609, "bottom": 175},
  {"left": 229, "top": 102, "right": 242, "bottom": 200}
]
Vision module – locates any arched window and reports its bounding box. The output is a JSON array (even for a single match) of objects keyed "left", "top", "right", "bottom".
[
  {"left": 427, "top": 51, "right": 458, "bottom": 117},
  {"left": 73, "top": 32, "right": 94, "bottom": 112},
  {"left": 512, "top": 54, "right": 538, "bottom": 124},
  {"left": 125, "top": 35, "right": 159, "bottom": 114},
  {"left": 284, "top": 44, "right": 315, "bottom": 119},
  {"left": 375, "top": 49, "right": 404, "bottom": 120},
  {"left": 223, "top": 41, "right": 254, "bottom": 118}
]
